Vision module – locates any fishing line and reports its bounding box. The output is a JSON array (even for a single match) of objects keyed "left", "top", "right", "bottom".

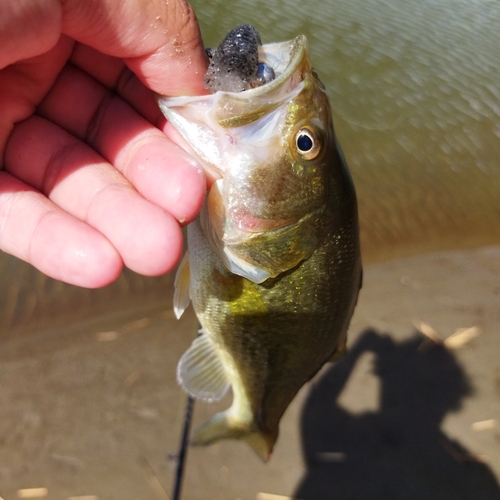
[{"left": 171, "top": 393, "right": 195, "bottom": 500}]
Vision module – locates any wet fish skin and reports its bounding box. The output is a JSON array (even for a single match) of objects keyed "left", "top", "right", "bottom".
[{"left": 159, "top": 33, "right": 362, "bottom": 460}]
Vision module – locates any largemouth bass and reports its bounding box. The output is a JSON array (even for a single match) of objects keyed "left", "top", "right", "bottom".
[{"left": 157, "top": 26, "right": 362, "bottom": 461}]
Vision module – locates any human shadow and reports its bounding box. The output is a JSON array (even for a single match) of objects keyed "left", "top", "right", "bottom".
[{"left": 294, "top": 329, "right": 500, "bottom": 500}]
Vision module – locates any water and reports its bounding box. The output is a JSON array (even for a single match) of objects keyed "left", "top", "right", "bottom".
[{"left": 192, "top": 0, "right": 500, "bottom": 262}]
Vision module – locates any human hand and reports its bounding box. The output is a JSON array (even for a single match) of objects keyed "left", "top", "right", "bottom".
[{"left": 0, "top": 0, "right": 209, "bottom": 287}]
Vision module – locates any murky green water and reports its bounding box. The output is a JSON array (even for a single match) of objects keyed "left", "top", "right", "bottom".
[
  {"left": 193, "top": 0, "right": 500, "bottom": 261},
  {"left": 2, "top": 0, "right": 500, "bottom": 332}
]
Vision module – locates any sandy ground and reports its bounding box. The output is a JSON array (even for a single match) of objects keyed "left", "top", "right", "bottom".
[{"left": 0, "top": 246, "right": 499, "bottom": 500}]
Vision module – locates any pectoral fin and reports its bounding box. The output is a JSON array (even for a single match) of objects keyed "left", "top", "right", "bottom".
[
  {"left": 173, "top": 251, "right": 191, "bottom": 320},
  {"left": 201, "top": 182, "right": 272, "bottom": 283},
  {"left": 177, "top": 330, "right": 231, "bottom": 403}
]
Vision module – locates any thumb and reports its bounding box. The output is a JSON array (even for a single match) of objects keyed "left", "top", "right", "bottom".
[{"left": 62, "top": 0, "right": 208, "bottom": 95}]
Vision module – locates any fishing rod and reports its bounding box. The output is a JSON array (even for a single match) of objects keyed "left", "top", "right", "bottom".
[
  {"left": 171, "top": 392, "right": 195, "bottom": 500},
  {"left": 171, "top": 327, "right": 201, "bottom": 500}
]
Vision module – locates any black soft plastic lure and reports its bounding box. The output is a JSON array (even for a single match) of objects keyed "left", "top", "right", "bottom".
[{"left": 204, "top": 24, "right": 275, "bottom": 92}]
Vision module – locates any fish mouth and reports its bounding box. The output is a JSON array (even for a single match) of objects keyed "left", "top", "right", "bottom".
[
  {"left": 156, "top": 35, "right": 310, "bottom": 180},
  {"left": 211, "top": 35, "right": 309, "bottom": 127}
]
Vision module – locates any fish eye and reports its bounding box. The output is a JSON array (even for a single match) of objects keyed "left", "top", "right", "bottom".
[{"left": 294, "top": 127, "right": 321, "bottom": 160}]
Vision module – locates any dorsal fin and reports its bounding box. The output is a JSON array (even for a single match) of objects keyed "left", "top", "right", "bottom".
[{"left": 177, "top": 330, "right": 231, "bottom": 402}]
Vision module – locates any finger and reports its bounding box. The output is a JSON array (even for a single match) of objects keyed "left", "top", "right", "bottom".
[
  {"left": 0, "top": 0, "right": 61, "bottom": 69},
  {"left": 36, "top": 63, "right": 206, "bottom": 223},
  {"left": 62, "top": 0, "right": 209, "bottom": 95},
  {"left": 0, "top": 172, "right": 121, "bottom": 288},
  {"left": 2, "top": 0, "right": 208, "bottom": 95},
  {"left": 0, "top": 35, "right": 74, "bottom": 166},
  {"left": 5, "top": 116, "right": 184, "bottom": 276},
  {"left": 69, "top": 44, "right": 162, "bottom": 124}
]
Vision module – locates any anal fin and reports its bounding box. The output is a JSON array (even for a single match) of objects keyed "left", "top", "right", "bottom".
[{"left": 191, "top": 410, "right": 277, "bottom": 462}]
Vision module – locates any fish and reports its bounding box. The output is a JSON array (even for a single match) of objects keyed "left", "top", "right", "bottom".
[{"left": 157, "top": 26, "right": 362, "bottom": 461}]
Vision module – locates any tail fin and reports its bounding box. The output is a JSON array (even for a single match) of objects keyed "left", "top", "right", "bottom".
[{"left": 191, "top": 411, "right": 277, "bottom": 462}]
